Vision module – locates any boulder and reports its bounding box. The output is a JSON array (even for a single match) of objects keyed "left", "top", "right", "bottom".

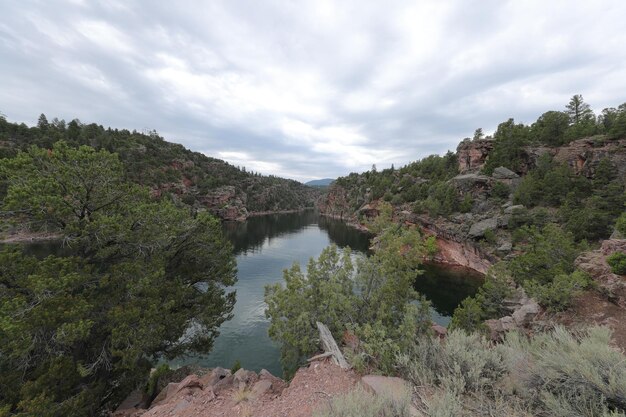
[
  {"left": 468, "top": 217, "right": 498, "bottom": 238},
  {"left": 492, "top": 166, "right": 519, "bottom": 179},
  {"left": 234, "top": 368, "right": 256, "bottom": 387},
  {"left": 176, "top": 375, "right": 203, "bottom": 392},
  {"left": 451, "top": 173, "right": 492, "bottom": 194},
  {"left": 199, "top": 367, "right": 231, "bottom": 388},
  {"left": 497, "top": 241, "right": 512, "bottom": 253},
  {"left": 151, "top": 382, "right": 179, "bottom": 407},
  {"left": 250, "top": 379, "right": 273, "bottom": 399},
  {"left": 512, "top": 300, "right": 540, "bottom": 327},
  {"left": 504, "top": 204, "right": 525, "bottom": 214}
]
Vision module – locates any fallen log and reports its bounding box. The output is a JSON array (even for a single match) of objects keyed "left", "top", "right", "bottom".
[{"left": 315, "top": 322, "right": 350, "bottom": 369}]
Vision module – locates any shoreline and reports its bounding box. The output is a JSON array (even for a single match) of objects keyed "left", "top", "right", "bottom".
[{"left": 246, "top": 207, "right": 315, "bottom": 218}]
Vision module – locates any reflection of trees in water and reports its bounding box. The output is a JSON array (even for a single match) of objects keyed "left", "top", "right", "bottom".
[
  {"left": 318, "top": 216, "right": 372, "bottom": 253},
  {"left": 413, "top": 264, "right": 484, "bottom": 317},
  {"left": 222, "top": 211, "right": 373, "bottom": 255},
  {"left": 222, "top": 210, "right": 321, "bottom": 254}
]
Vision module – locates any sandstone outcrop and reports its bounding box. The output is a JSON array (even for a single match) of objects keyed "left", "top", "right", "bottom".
[
  {"left": 198, "top": 185, "right": 249, "bottom": 221},
  {"left": 575, "top": 239, "right": 626, "bottom": 307},
  {"left": 457, "top": 138, "right": 495, "bottom": 173}
]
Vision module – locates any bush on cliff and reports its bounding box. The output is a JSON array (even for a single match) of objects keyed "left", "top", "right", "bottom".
[
  {"left": 608, "top": 252, "right": 626, "bottom": 275},
  {"left": 0, "top": 143, "right": 237, "bottom": 416}
]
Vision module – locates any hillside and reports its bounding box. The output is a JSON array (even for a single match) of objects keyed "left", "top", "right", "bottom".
[
  {"left": 0, "top": 114, "right": 319, "bottom": 221},
  {"left": 305, "top": 178, "right": 334, "bottom": 187}
]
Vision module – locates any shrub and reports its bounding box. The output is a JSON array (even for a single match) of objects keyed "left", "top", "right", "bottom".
[
  {"left": 145, "top": 364, "right": 171, "bottom": 398},
  {"left": 397, "top": 330, "right": 505, "bottom": 404},
  {"left": 313, "top": 387, "right": 411, "bottom": 417},
  {"left": 500, "top": 326, "right": 626, "bottom": 416},
  {"left": 231, "top": 359, "right": 242, "bottom": 374},
  {"left": 607, "top": 252, "right": 626, "bottom": 275},
  {"left": 490, "top": 182, "right": 511, "bottom": 200},
  {"left": 482, "top": 228, "right": 497, "bottom": 244},
  {"left": 524, "top": 270, "right": 590, "bottom": 311}
]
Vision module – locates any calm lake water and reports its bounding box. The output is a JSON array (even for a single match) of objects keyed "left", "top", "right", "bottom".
[
  {"left": 172, "top": 210, "right": 482, "bottom": 376},
  {"left": 6, "top": 210, "right": 483, "bottom": 377}
]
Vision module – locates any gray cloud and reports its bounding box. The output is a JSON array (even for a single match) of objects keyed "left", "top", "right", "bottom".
[{"left": 1, "top": 0, "right": 625, "bottom": 181}]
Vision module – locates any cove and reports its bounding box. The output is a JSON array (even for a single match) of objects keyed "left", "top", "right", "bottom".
[{"left": 170, "top": 210, "right": 483, "bottom": 376}]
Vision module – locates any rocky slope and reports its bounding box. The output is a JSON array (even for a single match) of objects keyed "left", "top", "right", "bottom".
[
  {"left": 113, "top": 360, "right": 365, "bottom": 417},
  {"left": 319, "top": 136, "right": 626, "bottom": 273}
]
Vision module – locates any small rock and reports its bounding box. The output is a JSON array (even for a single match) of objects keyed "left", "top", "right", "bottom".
[
  {"left": 492, "top": 166, "right": 519, "bottom": 179},
  {"left": 504, "top": 204, "right": 525, "bottom": 214},
  {"left": 512, "top": 300, "right": 540, "bottom": 326},
  {"left": 251, "top": 379, "right": 273, "bottom": 399},
  {"left": 151, "top": 382, "right": 179, "bottom": 407},
  {"left": 176, "top": 375, "right": 203, "bottom": 392},
  {"left": 497, "top": 241, "right": 512, "bottom": 253},
  {"left": 468, "top": 217, "right": 498, "bottom": 238},
  {"left": 199, "top": 367, "right": 231, "bottom": 388}
]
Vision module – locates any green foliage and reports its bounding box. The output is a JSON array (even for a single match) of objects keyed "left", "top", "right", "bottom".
[
  {"left": 0, "top": 114, "right": 317, "bottom": 214},
  {"left": 450, "top": 264, "right": 512, "bottom": 332},
  {"left": 617, "top": 212, "right": 626, "bottom": 236},
  {"left": 508, "top": 224, "right": 584, "bottom": 285},
  {"left": 524, "top": 271, "right": 591, "bottom": 311},
  {"left": 531, "top": 110, "right": 570, "bottom": 145},
  {"left": 145, "top": 364, "right": 171, "bottom": 398},
  {"left": 490, "top": 181, "right": 510, "bottom": 200},
  {"left": 482, "top": 118, "right": 531, "bottom": 175},
  {"left": 607, "top": 252, "right": 626, "bottom": 275},
  {"left": 397, "top": 329, "right": 506, "bottom": 395},
  {"left": 265, "top": 212, "right": 434, "bottom": 377},
  {"left": 0, "top": 145, "right": 237, "bottom": 415},
  {"left": 449, "top": 297, "right": 486, "bottom": 333},
  {"left": 312, "top": 387, "right": 411, "bottom": 417},
  {"left": 230, "top": 360, "right": 242, "bottom": 374}
]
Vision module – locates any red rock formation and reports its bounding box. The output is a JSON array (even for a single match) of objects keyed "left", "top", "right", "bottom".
[{"left": 456, "top": 138, "right": 495, "bottom": 173}]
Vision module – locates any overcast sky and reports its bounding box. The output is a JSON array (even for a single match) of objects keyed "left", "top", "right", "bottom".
[{"left": 1, "top": 1, "right": 625, "bottom": 182}]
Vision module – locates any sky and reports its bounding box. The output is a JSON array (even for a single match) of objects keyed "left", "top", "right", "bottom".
[{"left": 1, "top": 1, "right": 625, "bottom": 182}]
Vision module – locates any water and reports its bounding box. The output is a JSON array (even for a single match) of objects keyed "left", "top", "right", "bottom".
[
  {"left": 172, "top": 211, "right": 482, "bottom": 375},
  {"left": 4, "top": 211, "right": 483, "bottom": 377}
]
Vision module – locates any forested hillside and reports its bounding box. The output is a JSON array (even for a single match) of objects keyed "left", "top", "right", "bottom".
[{"left": 0, "top": 113, "right": 318, "bottom": 222}]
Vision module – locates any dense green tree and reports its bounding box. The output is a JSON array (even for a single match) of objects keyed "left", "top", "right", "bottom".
[
  {"left": 37, "top": 113, "right": 49, "bottom": 131},
  {"left": 482, "top": 118, "right": 531, "bottom": 174},
  {"left": 531, "top": 111, "right": 570, "bottom": 146},
  {"left": 508, "top": 224, "right": 584, "bottom": 286},
  {"left": 0, "top": 143, "right": 237, "bottom": 415},
  {"left": 566, "top": 94, "right": 593, "bottom": 125}
]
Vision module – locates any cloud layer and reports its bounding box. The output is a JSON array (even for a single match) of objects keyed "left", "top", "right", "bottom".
[{"left": 1, "top": 0, "right": 625, "bottom": 181}]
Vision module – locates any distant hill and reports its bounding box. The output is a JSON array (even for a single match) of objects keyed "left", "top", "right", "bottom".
[{"left": 305, "top": 178, "right": 335, "bottom": 187}]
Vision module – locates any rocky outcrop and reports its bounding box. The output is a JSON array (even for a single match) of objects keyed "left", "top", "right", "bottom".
[
  {"left": 485, "top": 288, "right": 541, "bottom": 341},
  {"left": 457, "top": 138, "right": 495, "bottom": 173},
  {"left": 456, "top": 136, "right": 626, "bottom": 177},
  {"left": 198, "top": 185, "right": 248, "bottom": 221},
  {"left": 553, "top": 138, "right": 626, "bottom": 178},
  {"left": 575, "top": 239, "right": 626, "bottom": 307},
  {"left": 113, "top": 359, "right": 364, "bottom": 417}
]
